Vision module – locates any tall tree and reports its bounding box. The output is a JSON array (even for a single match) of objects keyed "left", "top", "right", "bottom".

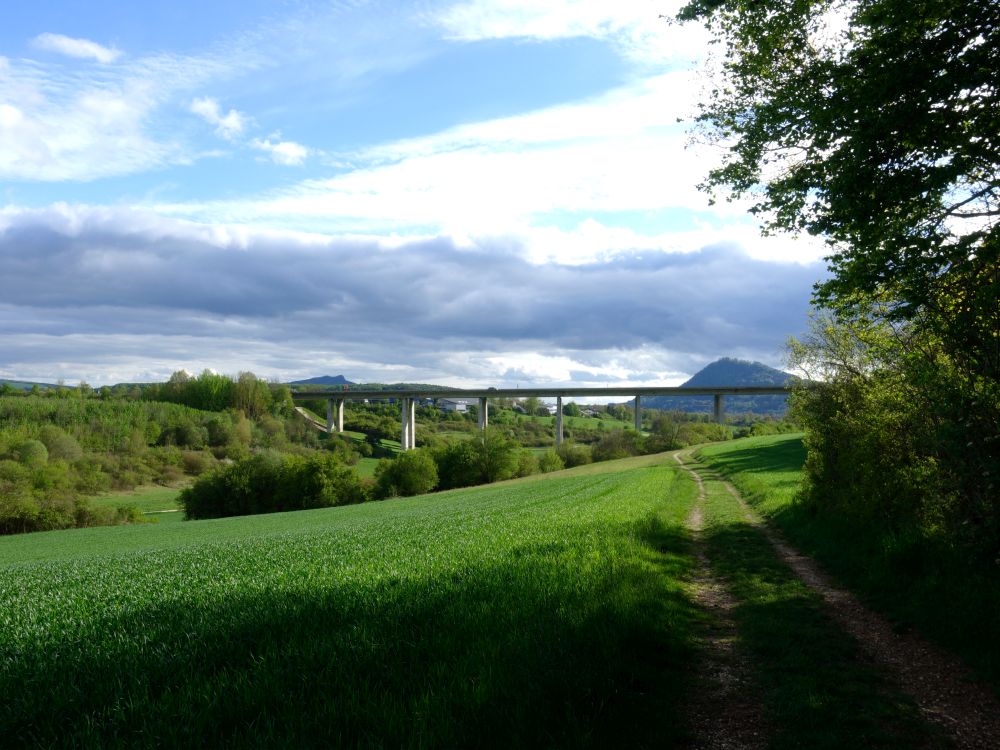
[{"left": 679, "top": 0, "right": 999, "bottom": 377}]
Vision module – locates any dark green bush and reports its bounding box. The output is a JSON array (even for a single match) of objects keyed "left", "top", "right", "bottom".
[
  {"left": 181, "top": 452, "right": 368, "bottom": 519},
  {"left": 556, "top": 442, "right": 592, "bottom": 468},
  {"left": 374, "top": 449, "right": 439, "bottom": 498}
]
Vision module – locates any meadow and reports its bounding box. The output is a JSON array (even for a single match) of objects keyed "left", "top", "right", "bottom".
[{"left": 0, "top": 455, "right": 701, "bottom": 747}]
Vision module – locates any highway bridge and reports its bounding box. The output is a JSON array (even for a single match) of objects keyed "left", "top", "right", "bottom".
[{"left": 290, "top": 385, "right": 794, "bottom": 450}]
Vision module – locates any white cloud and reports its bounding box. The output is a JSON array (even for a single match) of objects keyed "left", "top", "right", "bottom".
[
  {"left": 156, "top": 71, "right": 737, "bottom": 240},
  {"left": 32, "top": 33, "right": 122, "bottom": 64},
  {"left": 433, "top": 0, "right": 708, "bottom": 64},
  {"left": 251, "top": 135, "right": 310, "bottom": 165},
  {"left": 190, "top": 96, "right": 247, "bottom": 140},
  {"left": 0, "top": 40, "right": 262, "bottom": 181}
]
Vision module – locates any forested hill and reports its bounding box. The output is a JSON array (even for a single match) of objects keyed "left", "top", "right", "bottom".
[
  {"left": 641, "top": 358, "right": 795, "bottom": 416},
  {"left": 288, "top": 375, "right": 355, "bottom": 386}
]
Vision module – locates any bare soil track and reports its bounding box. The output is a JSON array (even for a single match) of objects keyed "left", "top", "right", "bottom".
[
  {"left": 678, "top": 453, "right": 769, "bottom": 750},
  {"left": 681, "top": 452, "right": 1000, "bottom": 750}
]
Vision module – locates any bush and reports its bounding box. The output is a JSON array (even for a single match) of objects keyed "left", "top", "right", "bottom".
[
  {"left": 514, "top": 450, "right": 539, "bottom": 478},
  {"left": 557, "top": 442, "right": 592, "bottom": 468},
  {"left": 38, "top": 426, "right": 83, "bottom": 462},
  {"left": 374, "top": 449, "right": 439, "bottom": 498},
  {"left": 591, "top": 430, "right": 638, "bottom": 462},
  {"left": 181, "top": 452, "right": 368, "bottom": 519},
  {"left": 16, "top": 440, "right": 48, "bottom": 468},
  {"left": 538, "top": 449, "right": 565, "bottom": 473}
]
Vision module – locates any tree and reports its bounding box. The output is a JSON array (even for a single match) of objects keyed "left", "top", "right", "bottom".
[
  {"left": 681, "top": 0, "right": 1000, "bottom": 557},
  {"left": 679, "top": 0, "right": 999, "bottom": 379},
  {"left": 375, "top": 449, "right": 439, "bottom": 498},
  {"left": 562, "top": 402, "right": 581, "bottom": 417}
]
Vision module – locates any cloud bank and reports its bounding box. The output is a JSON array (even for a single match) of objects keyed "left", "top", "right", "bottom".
[{"left": 0, "top": 206, "right": 823, "bottom": 386}]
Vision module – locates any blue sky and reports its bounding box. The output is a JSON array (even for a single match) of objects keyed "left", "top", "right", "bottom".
[{"left": 0, "top": 0, "right": 827, "bottom": 386}]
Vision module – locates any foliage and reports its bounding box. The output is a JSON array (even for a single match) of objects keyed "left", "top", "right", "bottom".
[
  {"left": 538, "top": 449, "right": 565, "bottom": 473},
  {"left": 431, "top": 428, "right": 520, "bottom": 489},
  {"left": 374, "top": 449, "right": 438, "bottom": 498},
  {"left": 679, "top": 0, "right": 999, "bottom": 336},
  {"left": 789, "top": 310, "right": 1000, "bottom": 559},
  {"left": 181, "top": 452, "right": 367, "bottom": 519},
  {"left": 15, "top": 439, "right": 48, "bottom": 468},
  {"left": 557, "top": 442, "right": 592, "bottom": 468},
  {"left": 591, "top": 430, "right": 639, "bottom": 462},
  {"left": 681, "top": 0, "right": 1000, "bottom": 556}
]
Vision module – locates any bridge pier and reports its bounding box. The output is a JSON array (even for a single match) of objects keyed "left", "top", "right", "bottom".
[
  {"left": 325, "top": 399, "right": 345, "bottom": 434},
  {"left": 555, "top": 396, "right": 563, "bottom": 446},
  {"left": 326, "top": 398, "right": 344, "bottom": 435},
  {"left": 713, "top": 394, "right": 725, "bottom": 424},
  {"left": 478, "top": 397, "right": 488, "bottom": 431},
  {"left": 634, "top": 395, "right": 642, "bottom": 432},
  {"left": 401, "top": 398, "right": 416, "bottom": 450}
]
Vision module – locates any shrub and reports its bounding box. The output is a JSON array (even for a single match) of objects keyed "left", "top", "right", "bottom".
[
  {"left": 538, "top": 449, "right": 565, "bottom": 473},
  {"left": 374, "top": 449, "right": 439, "bottom": 498},
  {"left": 514, "top": 450, "right": 539, "bottom": 478},
  {"left": 38, "top": 426, "right": 84, "bottom": 462},
  {"left": 181, "top": 452, "right": 368, "bottom": 519},
  {"left": 591, "top": 430, "right": 638, "bottom": 462},
  {"left": 16, "top": 440, "right": 48, "bottom": 468},
  {"left": 557, "top": 442, "right": 592, "bottom": 468}
]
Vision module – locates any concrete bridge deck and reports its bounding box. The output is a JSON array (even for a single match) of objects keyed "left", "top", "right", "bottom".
[{"left": 290, "top": 385, "right": 794, "bottom": 451}]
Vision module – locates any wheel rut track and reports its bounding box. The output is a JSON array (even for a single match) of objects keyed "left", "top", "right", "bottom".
[
  {"left": 676, "top": 451, "right": 769, "bottom": 750},
  {"left": 683, "top": 451, "right": 1000, "bottom": 750}
]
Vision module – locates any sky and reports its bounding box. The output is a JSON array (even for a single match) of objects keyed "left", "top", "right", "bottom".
[{"left": 0, "top": 0, "right": 829, "bottom": 387}]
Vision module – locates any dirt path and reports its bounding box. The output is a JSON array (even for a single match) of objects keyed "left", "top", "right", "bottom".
[
  {"left": 686, "top": 454, "right": 1000, "bottom": 750},
  {"left": 677, "top": 452, "right": 769, "bottom": 750}
]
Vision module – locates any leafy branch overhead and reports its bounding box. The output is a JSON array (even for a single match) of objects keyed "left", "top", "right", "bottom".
[{"left": 679, "top": 0, "right": 999, "bottom": 331}]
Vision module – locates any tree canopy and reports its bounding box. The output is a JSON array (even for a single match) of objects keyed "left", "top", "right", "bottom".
[{"left": 680, "top": 0, "right": 998, "bottom": 378}]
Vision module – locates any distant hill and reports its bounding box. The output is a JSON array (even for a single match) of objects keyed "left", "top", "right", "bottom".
[
  {"left": 0, "top": 378, "right": 60, "bottom": 391},
  {"left": 288, "top": 375, "right": 355, "bottom": 386},
  {"left": 641, "top": 358, "right": 795, "bottom": 416}
]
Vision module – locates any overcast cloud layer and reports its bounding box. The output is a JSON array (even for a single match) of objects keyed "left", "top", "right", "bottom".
[
  {"left": 0, "top": 1, "right": 828, "bottom": 387},
  {"left": 0, "top": 207, "right": 821, "bottom": 386}
]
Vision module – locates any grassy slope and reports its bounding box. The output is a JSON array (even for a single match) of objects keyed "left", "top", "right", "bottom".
[
  {"left": 697, "top": 434, "right": 1000, "bottom": 693},
  {"left": 0, "top": 454, "right": 700, "bottom": 748}
]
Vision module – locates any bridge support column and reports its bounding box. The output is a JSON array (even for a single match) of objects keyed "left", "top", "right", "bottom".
[
  {"left": 713, "top": 394, "right": 725, "bottom": 424},
  {"left": 408, "top": 399, "right": 416, "bottom": 449},
  {"left": 401, "top": 398, "right": 411, "bottom": 451},
  {"left": 634, "top": 395, "right": 642, "bottom": 432},
  {"left": 335, "top": 399, "right": 344, "bottom": 433},
  {"left": 478, "top": 397, "right": 488, "bottom": 431},
  {"left": 555, "top": 396, "right": 563, "bottom": 446},
  {"left": 326, "top": 399, "right": 334, "bottom": 434}
]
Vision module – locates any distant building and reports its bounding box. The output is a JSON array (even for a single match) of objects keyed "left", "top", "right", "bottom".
[{"left": 438, "top": 397, "right": 477, "bottom": 413}]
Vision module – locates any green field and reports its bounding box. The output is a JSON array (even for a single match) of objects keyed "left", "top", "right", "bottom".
[
  {"left": 0, "top": 454, "right": 701, "bottom": 747},
  {"left": 90, "top": 485, "right": 185, "bottom": 523}
]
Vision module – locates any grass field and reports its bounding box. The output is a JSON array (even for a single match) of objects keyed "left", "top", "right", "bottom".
[
  {"left": 90, "top": 485, "right": 185, "bottom": 523},
  {"left": 0, "top": 454, "right": 701, "bottom": 747}
]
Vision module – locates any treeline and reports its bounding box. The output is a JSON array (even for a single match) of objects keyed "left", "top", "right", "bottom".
[{"left": 0, "top": 389, "right": 318, "bottom": 535}]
